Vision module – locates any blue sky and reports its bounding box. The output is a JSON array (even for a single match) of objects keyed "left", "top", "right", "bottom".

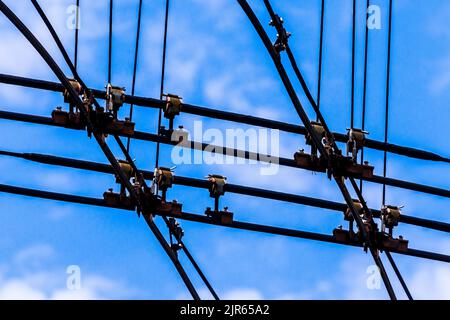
[{"left": 0, "top": 0, "right": 449, "bottom": 299}]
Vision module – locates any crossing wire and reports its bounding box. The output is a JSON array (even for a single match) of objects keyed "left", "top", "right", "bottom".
[
  {"left": 126, "top": 0, "right": 143, "bottom": 152},
  {"left": 316, "top": 0, "right": 325, "bottom": 121},
  {"left": 360, "top": 0, "right": 370, "bottom": 191},
  {"left": 155, "top": 0, "right": 170, "bottom": 168}
]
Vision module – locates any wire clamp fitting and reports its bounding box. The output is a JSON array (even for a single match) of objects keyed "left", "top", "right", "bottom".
[
  {"left": 168, "top": 217, "right": 184, "bottom": 253},
  {"left": 163, "top": 93, "right": 182, "bottom": 131},
  {"left": 153, "top": 166, "right": 174, "bottom": 201},
  {"left": 381, "top": 205, "right": 402, "bottom": 235},
  {"left": 305, "top": 121, "right": 327, "bottom": 159},
  {"left": 105, "top": 83, "right": 126, "bottom": 117},
  {"left": 207, "top": 174, "right": 226, "bottom": 211},
  {"left": 205, "top": 206, "right": 234, "bottom": 225},
  {"left": 346, "top": 128, "right": 369, "bottom": 163},
  {"left": 268, "top": 14, "right": 291, "bottom": 53},
  {"left": 63, "top": 78, "right": 82, "bottom": 113}
]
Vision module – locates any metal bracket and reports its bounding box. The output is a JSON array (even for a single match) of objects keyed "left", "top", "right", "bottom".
[
  {"left": 205, "top": 206, "right": 234, "bottom": 225},
  {"left": 268, "top": 14, "right": 291, "bottom": 53},
  {"left": 305, "top": 121, "right": 326, "bottom": 159},
  {"left": 163, "top": 93, "right": 182, "bottom": 131},
  {"left": 346, "top": 128, "right": 369, "bottom": 162},
  {"left": 105, "top": 84, "right": 126, "bottom": 116},
  {"left": 103, "top": 188, "right": 134, "bottom": 209},
  {"left": 381, "top": 205, "right": 402, "bottom": 235},
  {"left": 168, "top": 217, "right": 184, "bottom": 253},
  {"left": 154, "top": 166, "right": 174, "bottom": 201}
]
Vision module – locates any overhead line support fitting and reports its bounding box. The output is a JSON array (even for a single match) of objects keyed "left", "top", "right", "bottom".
[{"left": 268, "top": 14, "right": 291, "bottom": 54}]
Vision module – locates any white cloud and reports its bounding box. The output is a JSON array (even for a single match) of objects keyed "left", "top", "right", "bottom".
[
  {"left": 0, "top": 280, "right": 46, "bottom": 300},
  {"left": 0, "top": 244, "right": 135, "bottom": 300},
  {"left": 410, "top": 264, "right": 450, "bottom": 300},
  {"left": 222, "top": 288, "right": 264, "bottom": 300}
]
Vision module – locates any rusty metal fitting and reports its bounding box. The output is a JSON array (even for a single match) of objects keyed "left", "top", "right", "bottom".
[
  {"left": 105, "top": 83, "right": 126, "bottom": 112},
  {"left": 207, "top": 174, "right": 227, "bottom": 198},
  {"left": 163, "top": 93, "right": 182, "bottom": 119},
  {"left": 155, "top": 167, "right": 174, "bottom": 191}
]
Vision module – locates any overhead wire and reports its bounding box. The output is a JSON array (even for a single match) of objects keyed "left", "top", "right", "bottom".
[
  {"left": 126, "top": 0, "right": 143, "bottom": 152},
  {"left": 155, "top": 0, "right": 170, "bottom": 168}
]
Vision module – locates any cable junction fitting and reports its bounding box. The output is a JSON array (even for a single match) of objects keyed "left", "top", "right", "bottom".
[
  {"left": 205, "top": 174, "right": 233, "bottom": 225},
  {"left": 152, "top": 166, "right": 175, "bottom": 201},
  {"left": 168, "top": 217, "right": 184, "bottom": 255},
  {"left": 268, "top": 14, "right": 291, "bottom": 54},
  {"left": 52, "top": 84, "right": 135, "bottom": 137},
  {"left": 105, "top": 83, "right": 126, "bottom": 118},
  {"left": 346, "top": 128, "right": 369, "bottom": 163},
  {"left": 162, "top": 93, "right": 182, "bottom": 132}
]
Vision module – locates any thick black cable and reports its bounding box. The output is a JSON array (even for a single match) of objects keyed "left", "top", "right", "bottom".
[
  {"left": 360, "top": 0, "right": 370, "bottom": 191},
  {"left": 17, "top": 0, "right": 200, "bottom": 299},
  {"left": 1, "top": 149, "right": 449, "bottom": 233},
  {"left": 2, "top": 73, "right": 449, "bottom": 164},
  {"left": 351, "top": 0, "right": 356, "bottom": 128},
  {"left": 108, "top": 0, "right": 113, "bottom": 84},
  {"left": 126, "top": 0, "right": 143, "bottom": 152},
  {"left": 1, "top": 183, "right": 449, "bottom": 264},
  {"left": 2, "top": 108, "right": 448, "bottom": 198},
  {"left": 383, "top": 0, "right": 393, "bottom": 206},
  {"left": 385, "top": 251, "right": 413, "bottom": 300},
  {"left": 316, "top": 0, "right": 325, "bottom": 121},
  {"left": 155, "top": 0, "right": 170, "bottom": 168},
  {"left": 74, "top": 0, "right": 80, "bottom": 71}
]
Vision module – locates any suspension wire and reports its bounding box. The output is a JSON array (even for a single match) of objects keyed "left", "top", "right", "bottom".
[
  {"left": 360, "top": 0, "right": 370, "bottom": 191},
  {"left": 74, "top": 0, "right": 80, "bottom": 71},
  {"left": 155, "top": 0, "right": 170, "bottom": 168},
  {"left": 153, "top": 0, "right": 219, "bottom": 300},
  {"left": 381, "top": 0, "right": 412, "bottom": 300},
  {"left": 126, "top": 0, "right": 143, "bottom": 152},
  {"left": 108, "top": 0, "right": 113, "bottom": 83},
  {"left": 385, "top": 251, "right": 413, "bottom": 300},
  {"left": 350, "top": 0, "right": 356, "bottom": 128},
  {"left": 316, "top": 0, "right": 325, "bottom": 121},
  {"left": 382, "top": 0, "right": 393, "bottom": 206}
]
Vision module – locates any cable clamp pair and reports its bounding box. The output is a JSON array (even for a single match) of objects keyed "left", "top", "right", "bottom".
[{"left": 268, "top": 14, "right": 291, "bottom": 53}]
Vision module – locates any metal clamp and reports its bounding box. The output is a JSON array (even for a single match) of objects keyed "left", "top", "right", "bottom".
[
  {"left": 115, "top": 160, "right": 134, "bottom": 182},
  {"left": 305, "top": 121, "right": 327, "bottom": 159},
  {"left": 346, "top": 128, "right": 369, "bottom": 162},
  {"left": 63, "top": 78, "right": 82, "bottom": 104},
  {"left": 268, "top": 14, "right": 291, "bottom": 53},
  {"left": 63, "top": 79, "right": 82, "bottom": 113},
  {"left": 344, "top": 199, "right": 364, "bottom": 221},
  {"left": 169, "top": 217, "right": 184, "bottom": 253},
  {"left": 154, "top": 167, "right": 174, "bottom": 201},
  {"left": 106, "top": 84, "right": 125, "bottom": 115},
  {"left": 207, "top": 174, "right": 227, "bottom": 213},
  {"left": 381, "top": 205, "right": 402, "bottom": 235},
  {"left": 207, "top": 174, "right": 226, "bottom": 197},
  {"left": 163, "top": 93, "right": 182, "bottom": 118},
  {"left": 205, "top": 206, "right": 234, "bottom": 225}
]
